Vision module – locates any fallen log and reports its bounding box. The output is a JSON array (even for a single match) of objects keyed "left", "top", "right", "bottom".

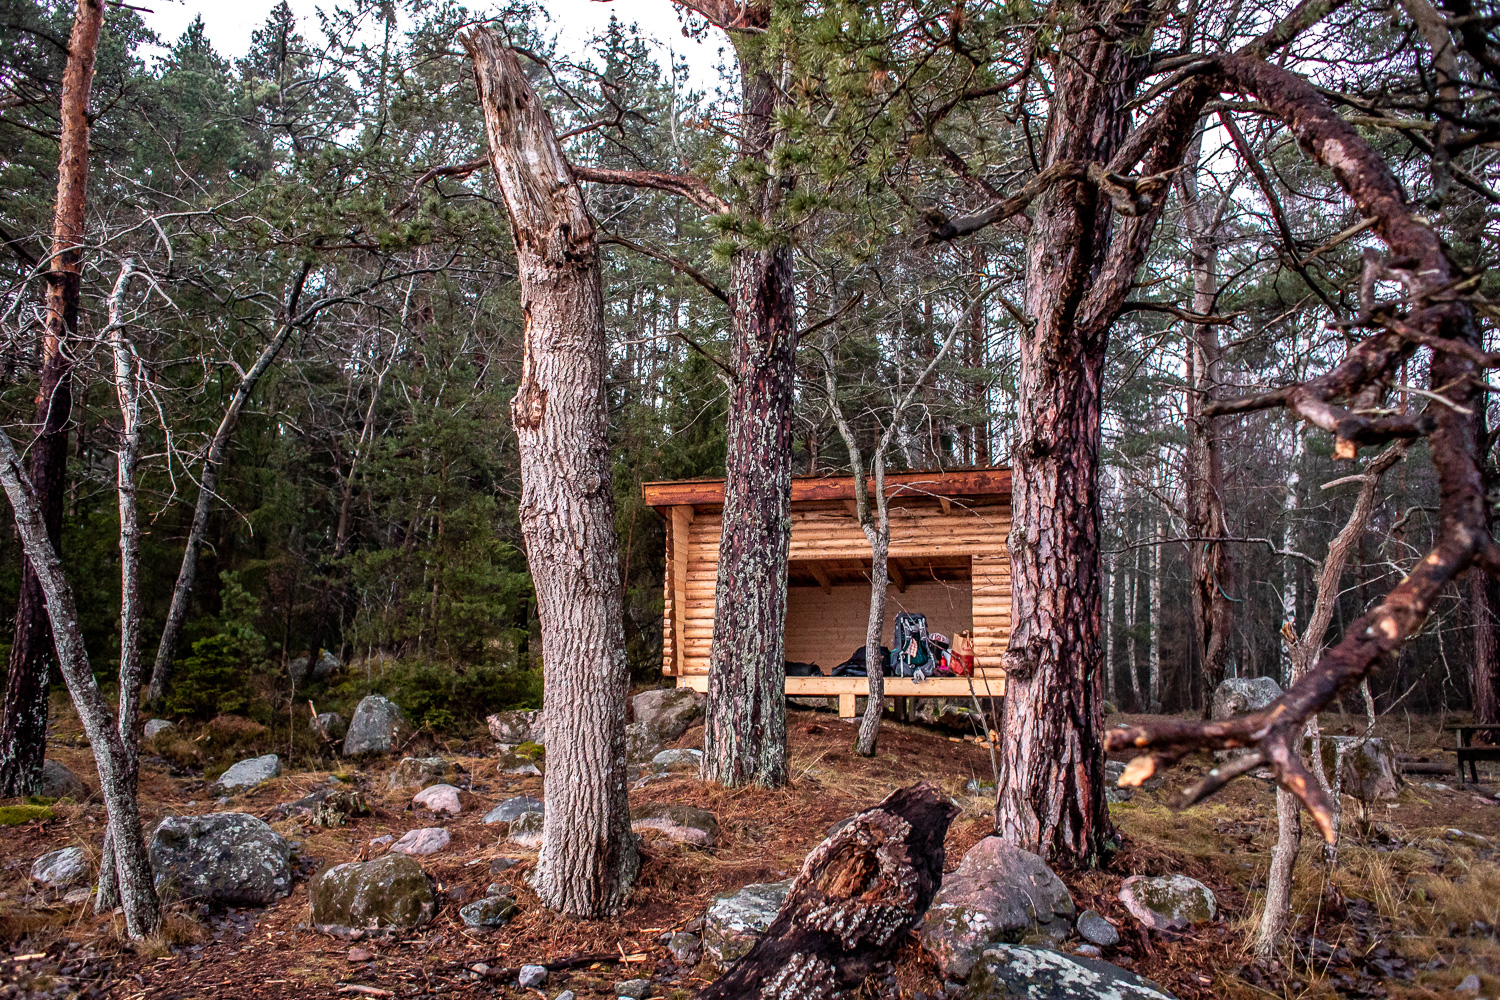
[
  {"left": 694, "top": 782, "right": 958, "bottom": 1000},
  {"left": 1400, "top": 761, "right": 1455, "bottom": 775}
]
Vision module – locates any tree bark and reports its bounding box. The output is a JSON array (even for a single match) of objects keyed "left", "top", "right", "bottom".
[
  {"left": 96, "top": 260, "right": 144, "bottom": 913},
  {"left": 1179, "top": 139, "right": 1237, "bottom": 697},
  {"left": 992, "top": 0, "right": 1169, "bottom": 863},
  {"left": 0, "top": 427, "right": 159, "bottom": 938},
  {"left": 703, "top": 8, "right": 796, "bottom": 788},
  {"left": 1280, "top": 422, "right": 1305, "bottom": 685},
  {"left": 464, "top": 26, "right": 637, "bottom": 916},
  {"left": 0, "top": 0, "right": 103, "bottom": 797},
  {"left": 695, "top": 783, "right": 956, "bottom": 1000}
]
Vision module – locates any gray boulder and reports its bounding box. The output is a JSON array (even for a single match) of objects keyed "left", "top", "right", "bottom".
[
  {"left": 630, "top": 803, "right": 718, "bottom": 847},
  {"left": 1313, "top": 736, "right": 1403, "bottom": 801},
  {"left": 615, "top": 979, "right": 653, "bottom": 999},
  {"left": 486, "top": 709, "right": 545, "bottom": 745},
  {"left": 1118, "top": 875, "right": 1216, "bottom": 932},
  {"left": 390, "top": 827, "right": 450, "bottom": 856},
  {"left": 702, "top": 879, "right": 793, "bottom": 971},
  {"left": 631, "top": 687, "right": 705, "bottom": 740},
  {"left": 211, "top": 754, "right": 282, "bottom": 794},
  {"left": 517, "top": 964, "right": 548, "bottom": 987},
  {"left": 668, "top": 931, "right": 701, "bottom": 965},
  {"left": 150, "top": 812, "right": 293, "bottom": 905},
  {"left": 626, "top": 721, "right": 674, "bottom": 764},
  {"left": 289, "top": 650, "right": 341, "bottom": 686},
  {"left": 962, "top": 946, "right": 1176, "bottom": 1000},
  {"left": 651, "top": 748, "right": 703, "bottom": 773},
  {"left": 1076, "top": 910, "right": 1120, "bottom": 948},
  {"left": 32, "top": 846, "right": 89, "bottom": 888},
  {"left": 1210, "top": 676, "right": 1283, "bottom": 721},
  {"left": 315, "top": 649, "right": 341, "bottom": 680},
  {"left": 459, "top": 894, "right": 518, "bottom": 928},
  {"left": 497, "top": 751, "right": 543, "bottom": 776},
  {"left": 386, "top": 756, "right": 453, "bottom": 792},
  {"left": 37, "top": 759, "right": 89, "bottom": 800},
  {"left": 507, "top": 810, "right": 544, "bottom": 849},
  {"left": 344, "top": 695, "right": 409, "bottom": 755},
  {"left": 311, "top": 711, "right": 347, "bottom": 741},
  {"left": 143, "top": 719, "right": 175, "bottom": 741},
  {"left": 483, "top": 795, "right": 543, "bottom": 826},
  {"left": 288, "top": 655, "right": 312, "bottom": 686},
  {"left": 914, "top": 698, "right": 984, "bottom": 732},
  {"left": 309, "top": 853, "right": 437, "bottom": 936},
  {"left": 921, "top": 837, "right": 1076, "bottom": 980}
]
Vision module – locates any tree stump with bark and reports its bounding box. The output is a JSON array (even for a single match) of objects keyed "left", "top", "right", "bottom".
[{"left": 695, "top": 782, "right": 957, "bottom": 1000}]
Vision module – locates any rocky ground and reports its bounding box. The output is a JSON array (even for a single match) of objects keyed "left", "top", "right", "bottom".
[{"left": 0, "top": 692, "right": 1497, "bottom": 1000}]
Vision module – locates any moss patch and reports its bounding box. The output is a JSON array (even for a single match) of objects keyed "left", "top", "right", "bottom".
[{"left": 0, "top": 803, "right": 54, "bottom": 825}]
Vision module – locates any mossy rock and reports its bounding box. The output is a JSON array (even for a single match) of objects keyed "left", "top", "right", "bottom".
[
  {"left": 0, "top": 804, "right": 54, "bottom": 825},
  {"left": 514, "top": 741, "right": 544, "bottom": 760},
  {"left": 309, "top": 853, "right": 437, "bottom": 936}
]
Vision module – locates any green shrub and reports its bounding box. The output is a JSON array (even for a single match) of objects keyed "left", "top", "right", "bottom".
[
  {"left": 333, "top": 657, "right": 541, "bottom": 733},
  {"left": 166, "top": 573, "right": 271, "bottom": 718}
]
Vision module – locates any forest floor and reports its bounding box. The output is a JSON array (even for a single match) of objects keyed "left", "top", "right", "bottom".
[{"left": 0, "top": 702, "right": 1497, "bottom": 1000}]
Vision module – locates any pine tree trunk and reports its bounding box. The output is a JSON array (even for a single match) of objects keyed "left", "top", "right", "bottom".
[
  {"left": 1179, "top": 145, "right": 1236, "bottom": 696},
  {"left": 465, "top": 27, "right": 637, "bottom": 915},
  {"left": 0, "top": 0, "right": 103, "bottom": 797},
  {"left": 1471, "top": 571, "right": 1500, "bottom": 725},
  {"left": 703, "top": 31, "right": 794, "bottom": 788}
]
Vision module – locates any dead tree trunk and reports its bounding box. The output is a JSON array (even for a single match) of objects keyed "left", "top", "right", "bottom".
[
  {"left": 0, "top": 427, "right": 159, "bottom": 938},
  {"left": 464, "top": 26, "right": 637, "bottom": 916},
  {"left": 695, "top": 783, "right": 956, "bottom": 1000},
  {"left": 1179, "top": 136, "right": 1237, "bottom": 697},
  {"left": 0, "top": 0, "right": 103, "bottom": 797}
]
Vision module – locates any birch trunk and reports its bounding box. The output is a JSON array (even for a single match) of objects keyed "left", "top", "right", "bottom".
[
  {"left": 1255, "top": 443, "right": 1405, "bottom": 954},
  {"left": 1149, "top": 527, "right": 1163, "bottom": 713},
  {"left": 1128, "top": 535, "right": 1143, "bottom": 709},
  {"left": 1280, "top": 423, "right": 1305, "bottom": 685},
  {"left": 0, "top": 427, "right": 159, "bottom": 937},
  {"left": 464, "top": 27, "right": 637, "bottom": 916},
  {"left": 0, "top": 0, "right": 103, "bottom": 796},
  {"left": 96, "top": 261, "right": 144, "bottom": 912},
  {"left": 1104, "top": 551, "right": 1116, "bottom": 707},
  {"left": 703, "top": 19, "right": 796, "bottom": 788}
]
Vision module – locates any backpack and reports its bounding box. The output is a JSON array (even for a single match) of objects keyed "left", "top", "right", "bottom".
[
  {"left": 832, "top": 645, "right": 890, "bottom": 677},
  {"left": 892, "top": 613, "right": 931, "bottom": 679}
]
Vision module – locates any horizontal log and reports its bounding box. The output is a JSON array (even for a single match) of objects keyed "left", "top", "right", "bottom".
[{"left": 644, "top": 468, "right": 1012, "bottom": 507}]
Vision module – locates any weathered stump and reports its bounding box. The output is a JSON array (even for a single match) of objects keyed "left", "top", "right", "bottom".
[{"left": 695, "top": 782, "right": 958, "bottom": 1000}]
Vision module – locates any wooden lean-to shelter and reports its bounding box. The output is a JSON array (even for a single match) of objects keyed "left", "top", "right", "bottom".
[{"left": 642, "top": 468, "right": 1011, "bottom": 717}]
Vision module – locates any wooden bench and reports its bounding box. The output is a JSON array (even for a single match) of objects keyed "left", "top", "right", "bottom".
[
  {"left": 676, "top": 673, "right": 1005, "bottom": 719},
  {"left": 1450, "top": 724, "right": 1500, "bottom": 785}
]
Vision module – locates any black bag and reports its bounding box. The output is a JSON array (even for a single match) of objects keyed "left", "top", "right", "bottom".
[
  {"left": 892, "top": 613, "right": 931, "bottom": 679},
  {"left": 832, "top": 644, "right": 889, "bottom": 677},
  {"left": 784, "top": 660, "right": 822, "bottom": 677}
]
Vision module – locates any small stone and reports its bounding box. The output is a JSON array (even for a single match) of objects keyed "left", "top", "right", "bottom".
[
  {"left": 370, "top": 835, "right": 393, "bottom": 847},
  {"left": 507, "top": 811, "right": 544, "bottom": 849},
  {"left": 490, "top": 857, "right": 522, "bottom": 873},
  {"left": 517, "top": 964, "right": 548, "bottom": 987},
  {"left": 31, "top": 847, "right": 89, "bottom": 888},
  {"left": 1119, "top": 875, "right": 1216, "bottom": 932},
  {"left": 557, "top": 993, "right": 576, "bottom": 1000},
  {"left": 143, "top": 719, "right": 176, "bottom": 740},
  {"left": 485, "top": 882, "right": 506, "bottom": 896},
  {"left": 446, "top": 885, "right": 469, "bottom": 903},
  {"left": 387, "top": 757, "right": 453, "bottom": 793},
  {"left": 391, "top": 827, "right": 450, "bottom": 856},
  {"left": 630, "top": 803, "right": 718, "bottom": 847},
  {"left": 61, "top": 887, "right": 91, "bottom": 905},
  {"left": 615, "top": 979, "right": 652, "bottom": 999},
  {"left": 37, "top": 760, "right": 89, "bottom": 800},
  {"left": 483, "top": 796, "right": 543, "bottom": 825},
  {"left": 459, "top": 894, "right": 517, "bottom": 928},
  {"left": 497, "top": 754, "right": 543, "bottom": 777},
  {"left": 1076, "top": 909, "right": 1120, "bottom": 948},
  {"left": 1075, "top": 944, "right": 1103, "bottom": 959},
  {"left": 312, "top": 712, "right": 348, "bottom": 741},
  {"left": 668, "top": 932, "right": 701, "bottom": 964},
  {"left": 210, "top": 754, "right": 282, "bottom": 794},
  {"left": 1458, "top": 974, "right": 1482, "bottom": 993},
  {"left": 348, "top": 947, "right": 375, "bottom": 962},
  {"left": 651, "top": 748, "right": 703, "bottom": 773},
  {"left": 413, "top": 784, "right": 462, "bottom": 815}
]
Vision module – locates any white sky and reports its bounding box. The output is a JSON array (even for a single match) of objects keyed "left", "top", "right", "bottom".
[{"left": 138, "top": 0, "right": 729, "bottom": 92}]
